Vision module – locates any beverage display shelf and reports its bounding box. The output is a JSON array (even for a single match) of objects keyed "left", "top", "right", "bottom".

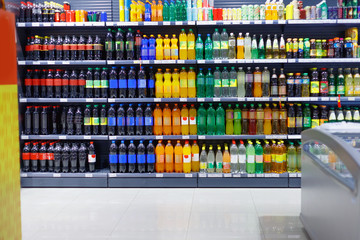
[
  {"left": 288, "top": 58, "right": 360, "bottom": 63},
  {"left": 20, "top": 135, "right": 108, "bottom": 140},
  {"left": 106, "top": 21, "right": 196, "bottom": 26},
  {"left": 197, "top": 59, "right": 287, "bottom": 64},
  {"left": 198, "top": 173, "right": 290, "bottom": 178},
  {"left": 108, "top": 98, "right": 197, "bottom": 103},
  {"left": 197, "top": 97, "right": 286, "bottom": 102},
  {"left": 19, "top": 98, "right": 107, "bottom": 103},
  {"left": 197, "top": 135, "right": 294, "bottom": 140},
  {"left": 108, "top": 172, "right": 197, "bottom": 178},
  {"left": 108, "top": 135, "right": 197, "bottom": 140},
  {"left": 107, "top": 60, "right": 196, "bottom": 65},
  {"left": 16, "top": 22, "right": 105, "bottom": 27},
  {"left": 287, "top": 97, "right": 360, "bottom": 102},
  {"left": 18, "top": 60, "right": 107, "bottom": 65},
  {"left": 20, "top": 171, "right": 107, "bottom": 178}
]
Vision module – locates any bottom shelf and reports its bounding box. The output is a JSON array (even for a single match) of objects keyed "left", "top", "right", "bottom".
[{"left": 20, "top": 171, "right": 301, "bottom": 188}]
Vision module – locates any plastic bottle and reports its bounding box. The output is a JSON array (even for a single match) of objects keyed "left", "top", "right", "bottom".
[
  {"left": 155, "top": 140, "right": 165, "bottom": 172},
  {"left": 353, "top": 68, "right": 360, "bottom": 96},
  {"left": 262, "top": 67, "right": 270, "bottom": 97},
  {"left": 225, "top": 104, "right": 234, "bottom": 135},
  {"left": 187, "top": 29, "right": 195, "bottom": 60},
  {"left": 199, "top": 144, "right": 207, "bottom": 173},
  {"left": 171, "top": 103, "right": 181, "bottom": 135},
  {"left": 181, "top": 104, "right": 189, "bottom": 135},
  {"left": 148, "top": 35, "right": 156, "bottom": 60},
  {"left": 221, "top": 144, "right": 230, "bottom": 173},
  {"left": 165, "top": 140, "right": 174, "bottom": 172},
  {"left": 137, "top": 66, "right": 147, "bottom": 98},
  {"left": 287, "top": 142, "right": 297, "bottom": 172},
  {"left": 162, "top": 104, "right": 172, "bottom": 135},
  {"left": 256, "top": 104, "right": 264, "bottom": 135},
  {"left": 118, "top": 140, "right": 127, "bottom": 173},
  {"left": 196, "top": 68, "right": 205, "bottom": 98},
  {"left": 163, "top": 0, "right": 170, "bottom": 21},
  {"left": 248, "top": 104, "right": 256, "bottom": 135},
  {"left": 147, "top": 140, "right": 155, "bottom": 173},
  {"left": 40, "top": 106, "right": 48, "bottom": 135},
  {"left": 179, "top": 29, "right": 188, "bottom": 60},
  {"left": 205, "top": 68, "right": 214, "bottom": 98},
  {"left": 53, "top": 143, "right": 62, "bottom": 173},
  {"left": 251, "top": 34, "right": 259, "bottom": 59},
  {"left": 237, "top": 67, "right": 245, "bottom": 97},
  {"left": 279, "top": 104, "right": 287, "bottom": 134},
  {"left": 190, "top": 140, "right": 199, "bottom": 172},
  {"left": 100, "top": 105, "right": 108, "bottom": 135},
  {"left": 228, "top": 67, "right": 237, "bottom": 97},
  {"left": 204, "top": 34, "right": 213, "bottom": 60},
  {"left": 263, "top": 103, "right": 272, "bottom": 135},
  {"left": 180, "top": 67, "right": 188, "bottom": 98},
  {"left": 145, "top": 0, "right": 152, "bottom": 21},
  {"left": 207, "top": 145, "right": 215, "bottom": 173},
  {"left": 221, "top": 67, "right": 230, "bottom": 97},
  {"left": 206, "top": 103, "right": 216, "bottom": 135},
  {"left": 39, "top": 142, "right": 47, "bottom": 172},
  {"left": 118, "top": 67, "right": 127, "bottom": 98},
  {"left": 215, "top": 145, "right": 223, "bottom": 173},
  {"left": 241, "top": 104, "right": 249, "bottom": 135},
  {"left": 155, "top": 68, "right": 164, "bottom": 98},
  {"left": 220, "top": 28, "right": 229, "bottom": 59},
  {"left": 22, "top": 142, "right": 31, "bottom": 172},
  {"left": 126, "top": 29, "right": 135, "bottom": 60},
  {"left": 212, "top": 28, "right": 221, "bottom": 59},
  {"left": 126, "top": 104, "right": 135, "bottom": 135},
  {"left": 216, "top": 104, "right": 225, "bottom": 135},
  {"left": 232, "top": 104, "right": 241, "bottom": 135},
  {"left": 337, "top": 68, "right": 345, "bottom": 96},
  {"left": 228, "top": 32, "right": 236, "bottom": 59},
  {"left": 246, "top": 141, "right": 255, "bottom": 174},
  {"left": 162, "top": 35, "right": 171, "bottom": 60},
  {"left": 115, "top": 29, "right": 125, "bottom": 60},
  {"left": 169, "top": 0, "right": 176, "bottom": 21},
  {"left": 156, "top": 34, "right": 164, "bottom": 60},
  {"left": 188, "top": 67, "right": 196, "bottom": 97},
  {"left": 170, "top": 34, "right": 179, "bottom": 60},
  {"left": 182, "top": 140, "right": 191, "bottom": 173},
  {"left": 174, "top": 140, "right": 183, "bottom": 173},
  {"left": 263, "top": 141, "right": 271, "bottom": 173},
  {"left": 255, "top": 141, "right": 263, "bottom": 174},
  {"left": 195, "top": 34, "right": 204, "bottom": 60},
  {"left": 66, "top": 106, "right": 74, "bottom": 135},
  {"left": 117, "top": 104, "right": 126, "bottom": 135},
  {"left": 230, "top": 140, "right": 239, "bottom": 173},
  {"left": 258, "top": 35, "right": 265, "bottom": 59},
  {"left": 236, "top": 33, "right": 244, "bottom": 59},
  {"left": 170, "top": 68, "right": 180, "bottom": 98},
  {"left": 154, "top": 104, "right": 163, "bottom": 135},
  {"left": 188, "top": 104, "right": 197, "bottom": 135},
  {"left": 214, "top": 67, "right": 222, "bottom": 97},
  {"left": 345, "top": 68, "right": 354, "bottom": 96},
  {"left": 105, "top": 29, "right": 114, "bottom": 60},
  {"left": 245, "top": 67, "right": 253, "bottom": 97},
  {"left": 61, "top": 143, "right": 70, "bottom": 173},
  {"left": 135, "top": 104, "right": 144, "bottom": 135},
  {"left": 109, "top": 141, "right": 118, "bottom": 173},
  {"left": 253, "top": 67, "right": 262, "bottom": 97},
  {"left": 163, "top": 68, "right": 172, "bottom": 98}
]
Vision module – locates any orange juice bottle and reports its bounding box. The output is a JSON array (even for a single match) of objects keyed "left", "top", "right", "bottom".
[
  {"left": 151, "top": 0, "right": 157, "bottom": 21},
  {"left": 222, "top": 143, "right": 231, "bottom": 173},
  {"left": 172, "top": 103, "right": 181, "bottom": 135},
  {"left": 170, "top": 34, "right": 179, "bottom": 60},
  {"left": 281, "top": 140, "right": 287, "bottom": 173},
  {"left": 183, "top": 140, "right": 192, "bottom": 173},
  {"left": 271, "top": 0, "right": 278, "bottom": 20},
  {"left": 237, "top": 33, "right": 244, "bottom": 59},
  {"left": 187, "top": 29, "right": 196, "bottom": 60},
  {"left": 187, "top": 67, "right": 196, "bottom": 98},
  {"left": 172, "top": 68, "right": 180, "bottom": 98},
  {"left": 137, "top": 1, "right": 143, "bottom": 21},
  {"left": 163, "top": 35, "right": 171, "bottom": 60},
  {"left": 191, "top": 140, "right": 200, "bottom": 172},
  {"left": 253, "top": 67, "right": 262, "bottom": 97},
  {"left": 180, "top": 67, "right": 188, "bottom": 98},
  {"left": 264, "top": 103, "right": 272, "bottom": 135},
  {"left": 265, "top": 0, "right": 272, "bottom": 20},
  {"left": 165, "top": 140, "right": 174, "bottom": 172},
  {"left": 189, "top": 104, "right": 197, "bottom": 135},
  {"left": 156, "top": 34, "right": 163, "bottom": 60},
  {"left": 155, "top": 68, "right": 163, "bottom": 98},
  {"left": 275, "top": 141, "right": 283, "bottom": 173},
  {"left": 163, "top": 68, "right": 172, "bottom": 98},
  {"left": 157, "top": 0, "right": 163, "bottom": 21},
  {"left": 154, "top": 104, "right": 163, "bottom": 135},
  {"left": 163, "top": 104, "right": 172, "bottom": 135},
  {"left": 155, "top": 140, "right": 165, "bottom": 172},
  {"left": 181, "top": 104, "right": 189, "bottom": 135},
  {"left": 271, "top": 140, "right": 277, "bottom": 172},
  {"left": 130, "top": 1, "right": 137, "bottom": 21},
  {"left": 179, "top": 29, "right": 188, "bottom": 60},
  {"left": 174, "top": 140, "right": 183, "bottom": 173}
]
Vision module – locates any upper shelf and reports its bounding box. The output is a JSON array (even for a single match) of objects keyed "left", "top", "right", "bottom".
[{"left": 16, "top": 19, "right": 360, "bottom": 28}]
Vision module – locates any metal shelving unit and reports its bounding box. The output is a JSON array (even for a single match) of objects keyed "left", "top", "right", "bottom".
[
  {"left": 107, "top": 97, "right": 197, "bottom": 103},
  {"left": 19, "top": 98, "right": 107, "bottom": 103},
  {"left": 18, "top": 60, "right": 107, "bottom": 65},
  {"left": 20, "top": 135, "right": 108, "bottom": 140}
]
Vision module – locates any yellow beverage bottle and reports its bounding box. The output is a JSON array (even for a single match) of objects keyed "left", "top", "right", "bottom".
[
  {"left": 264, "top": 103, "right": 272, "bottom": 135},
  {"left": 187, "top": 67, "right": 196, "bottom": 98},
  {"left": 187, "top": 29, "right": 196, "bottom": 60},
  {"left": 271, "top": 0, "right": 278, "bottom": 20},
  {"left": 237, "top": 33, "right": 244, "bottom": 59},
  {"left": 154, "top": 104, "right": 163, "bottom": 135},
  {"left": 180, "top": 67, "right": 188, "bottom": 98},
  {"left": 271, "top": 140, "right": 277, "bottom": 172},
  {"left": 281, "top": 140, "right": 287, "bottom": 173},
  {"left": 155, "top": 68, "right": 163, "bottom": 98},
  {"left": 189, "top": 104, "right": 197, "bottom": 135},
  {"left": 183, "top": 140, "right": 192, "bottom": 173},
  {"left": 156, "top": 34, "right": 164, "bottom": 60},
  {"left": 136, "top": 1, "right": 143, "bottom": 21},
  {"left": 222, "top": 144, "right": 231, "bottom": 173},
  {"left": 165, "top": 140, "right": 174, "bottom": 172},
  {"left": 170, "top": 34, "right": 179, "bottom": 60},
  {"left": 151, "top": 0, "right": 157, "bottom": 21},
  {"left": 275, "top": 141, "right": 283, "bottom": 173},
  {"left": 179, "top": 29, "right": 188, "bottom": 60},
  {"left": 130, "top": 1, "right": 137, "bottom": 21},
  {"left": 157, "top": 0, "right": 163, "bottom": 21},
  {"left": 163, "top": 68, "right": 172, "bottom": 98},
  {"left": 163, "top": 103, "right": 172, "bottom": 135},
  {"left": 191, "top": 140, "right": 200, "bottom": 172},
  {"left": 155, "top": 140, "right": 165, "bottom": 172},
  {"left": 174, "top": 140, "right": 183, "bottom": 173},
  {"left": 172, "top": 68, "right": 180, "bottom": 98},
  {"left": 181, "top": 104, "right": 189, "bottom": 135},
  {"left": 172, "top": 103, "right": 181, "bottom": 135},
  {"left": 163, "top": 35, "right": 171, "bottom": 60}
]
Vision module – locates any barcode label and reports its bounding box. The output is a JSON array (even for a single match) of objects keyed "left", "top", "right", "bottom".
[{"left": 156, "top": 174, "right": 163, "bottom": 177}]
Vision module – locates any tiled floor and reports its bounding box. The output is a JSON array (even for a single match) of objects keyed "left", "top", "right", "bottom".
[{"left": 21, "top": 188, "right": 310, "bottom": 240}]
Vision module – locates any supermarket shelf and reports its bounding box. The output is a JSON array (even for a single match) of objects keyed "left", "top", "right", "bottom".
[
  {"left": 107, "top": 60, "right": 196, "bottom": 65},
  {"left": 288, "top": 58, "right": 360, "bottom": 63},
  {"left": 197, "top": 20, "right": 287, "bottom": 25},
  {"left": 197, "top": 135, "right": 288, "bottom": 140},
  {"left": 19, "top": 98, "right": 107, "bottom": 103},
  {"left": 18, "top": 60, "right": 106, "bottom": 65},
  {"left": 197, "top": 97, "right": 286, "bottom": 102},
  {"left": 109, "top": 135, "right": 197, "bottom": 140},
  {"left": 288, "top": 173, "right": 302, "bottom": 188},
  {"left": 287, "top": 96, "right": 360, "bottom": 102},
  {"left": 287, "top": 19, "right": 337, "bottom": 24},
  {"left": 108, "top": 172, "right": 197, "bottom": 187},
  {"left": 106, "top": 21, "right": 196, "bottom": 26},
  {"left": 16, "top": 22, "right": 105, "bottom": 27},
  {"left": 288, "top": 135, "right": 302, "bottom": 140},
  {"left": 197, "top": 59, "right": 287, "bottom": 64},
  {"left": 197, "top": 172, "right": 289, "bottom": 187},
  {"left": 108, "top": 98, "right": 197, "bottom": 103},
  {"left": 20, "top": 135, "right": 108, "bottom": 140}
]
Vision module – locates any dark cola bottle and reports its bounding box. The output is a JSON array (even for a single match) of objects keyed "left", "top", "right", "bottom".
[
  {"left": 55, "top": 35, "right": 63, "bottom": 61},
  {"left": 66, "top": 106, "right": 74, "bottom": 135},
  {"left": 119, "top": 66, "right": 127, "bottom": 98},
  {"left": 128, "top": 140, "right": 136, "bottom": 173},
  {"left": 146, "top": 140, "right": 155, "bottom": 173},
  {"left": 70, "top": 143, "right": 78, "bottom": 173},
  {"left": 60, "top": 106, "right": 67, "bottom": 134},
  {"left": 46, "top": 69, "right": 54, "bottom": 98},
  {"left": 127, "top": 66, "right": 136, "bottom": 98},
  {"left": 70, "top": 35, "right": 78, "bottom": 61},
  {"left": 48, "top": 35, "right": 56, "bottom": 60},
  {"left": 135, "top": 104, "right": 144, "bottom": 135},
  {"left": 105, "top": 28, "right": 114, "bottom": 60},
  {"left": 115, "top": 28, "right": 125, "bottom": 60},
  {"left": 25, "top": 69, "right": 32, "bottom": 97},
  {"left": 25, "top": 106, "right": 32, "bottom": 135},
  {"left": 40, "top": 69, "right": 47, "bottom": 98},
  {"left": 61, "top": 142, "right": 70, "bottom": 173},
  {"left": 117, "top": 104, "right": 126, "bottom": 135},
  {"left": 43, "top": 36, "right": 49, "bottom": 60},
  {"left": 33, "top": 69, "right": 40, "bottom": 98},
  {"left": 109, "top": 141, "right": 118, "bottom": 173},
  {"left": 92, "top": 105, "right": 99, "bottom": 135},
  {"left": 94, "top": 35, "right": 103, "bottom": 60},
  {"left": 108, "top": 104, "right": 116, "bottom": 136},
  {"left": 52, "top": 106, "right": 59, "bottom": 134},
  {"left": 86, "top": 68, "right": 93, "bottom": 98},
  {"left": 32, "top": 106, "right": 40, "bottom": 135},
  {"left": 78, "top": 70, "right": 86, "bottom": 98},
  {"left": 118, "top": 140, "right": 127, "bottom": 173},
  {"left": 101, "top": 68, "right": 108, "bottom": 98},
  {"left": 63, "top": 35, "right": 71, "bottom": 60},
  {"left": 137, "top": 140, "right": 146, "bottom": 173},
  {"left": 126, "top": 104, "right": 135, "bottom": 135},
  {"left": 138, "top": 66, "right": 147, "bottom": 98},
  {"left": 148, "top": 67, "right": 155, "bottom": 97},
  {"left": 62, "top": 70, "right": 70, "bottom": 98},
  {"left": 88, "top": 142, "right": 96, "bottom": 172},
  {"left": 78, "top": 143, "right": 87, "bottom": 173},
  {"left": 47, "top": 142, "right": 55, "bottom": 172},
  {"left": 109, "top": 67, "right": 118, "bottom": 98},
  {"left": 100, "top": 105, "right": 107, "bottom": 135},
  {"left": 22, "top": 142, "right": 31, "bottom": 172},
  {"left": 40, "top": 106, "right": 48, "bottom": 135},
  {"left": 30, "top": 142, "right": 39, "bottom": 172},
  {"left": 54, "top": 69, "right": 62, "bottom": 98},
  {"left": 54, "top": 142, "right": 62, "bottom": 173},
  {"left": 75, "top": 106, "right": 83, "bottom": 135},
  {"left": 39, "top": 142, "right": 47, "bottom": 172},
  {"left": 86, "top": 35, "right": 94, "bottom": 60},
  {"left": 78, "top": 35, "right": 86, "bottom": 61},
  {"left": 69, "top": 70, "right": 78, "bottom": 98}
]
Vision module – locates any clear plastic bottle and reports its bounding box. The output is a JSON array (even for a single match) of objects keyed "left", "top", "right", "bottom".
[
  {"left": 200, "top": 144, "right": 207, "bottom": 173},
  {"left": 221, "top": 67, "right": 230, "bottom": 97},
  {"left": 215, "top": 145, "right": 223, "bottom": 173},
  {"left": 230, "top": 140, "right": 239, "bottom": 173},
  {"left": 214, "top": 67, "right": 222, "bottom": 97},
  {"left": 251, "top": 34, "right": 258, "bottom": 59},
  {"left": 238, "top": 140, "right": 247, "bottom": 173},
  {"left": 228, "top": 32, "right": 236, "bottom": 59},
  {"left": 207, "top": 145, "right": 215, "bottom": 173},
  {"left": 237, "top": 67, "right": 245, "bottom": 97},
  {"left": 212, "top": 28, "right": 221, "bottom": 59},
  {"left": 229, "top": 67, "right": 238, "bottom": 97},
  {"left": 244, "top": 32, "right": 252, "bottom": 59}
]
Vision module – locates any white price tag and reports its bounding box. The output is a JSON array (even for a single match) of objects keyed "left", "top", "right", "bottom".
[
  {"left": 155, "top": 136, "right": 163, "bottom": 139},
  {"left": 242, "top": 20, "right": 250, "bottom": 24},
  {"left": 163, "top": 21, "right": 170, "bottom": 25},
  {"left": 297, "top": 173, "right": 302, "bottom": 178},
  {"left": 156, "top": 173, "right": 163, "bottom": 177},
  {"left": 19, "top": 98, "right": 27, "bottom": 103},
  {"left": 198, "top": 60, "right": 205, "bottom": 64},
  {"left": 272, "top": 173, "right": 280, "bottom": 178},
  {"left": 289, "top": 173, "right": 297, "bottom": 178},
  {"left": 214, "top": 60, "right": 222, "bottom": 64},
  {"left": 208, "top": 173, "right": 222, "bottom": 178},
  {"left": 278, "top": 20, "right": 286, "bottom": 24},
  {"left": 109, "top": 173, "right": 117, "bottom": 177},
  {"left": 17, "top": 23, "right": 26, "bottom": 27},
  {"left": 188, "top": 21, "right": 195, "bottom": 25},
  {"left": 84, "top": 136, "right": 91, "bottom": 140},
  {"left": 330, "top": 97, "right": 337, "bottom": 101},
  {"left": 175, "top": 21, "right": 183, "bottom": 25},
  {"left": 348, "top": 97, "right": 355, "bottom": 101},
  {"left": 198, "top": 98, "right": 205, "bottom": 102},
  {"left": 21, "top": 135, "right": 29, "bottom": 140},
  {"left": 256, "top": 174, "right": 264, "bottom": 177},
  {"left": 247, "top": 174, "right": 255, "bottom": 177},
  {"left": 109, "top": 136, "right": 116, "bottom": 140},
  {"left": 32, "top": 22, "right": 40, "bottom": 27},
  {"left": 185, "top": 174, "right": 193, "bottom": 178},
  {"left": 237, "top": 97, "right": 245, "bottom": 101},
  {"left": 233, "top": 174, "right": 241, "bottom": 178},
  {"left": 20, "top": 173, "right": 28, "bottom": 177},
  {"left": 254, "top": 20, "right": 262, "bottom": 24},
  {"left": 53, "top": 173, "right": 61, "bottom": 178},
  {"left": 18, "top": 61, "right": 26, "bottom": 65},
  {"left": 86, "top": 99, "right": 94, "bottom": 102},
  {"left": 108, "top": 60, "right": 115, "bottom": 65},
  {"left": 60, "top": 98, "right": 68, "bottom": 102},
  {"left": 108, "top": 98, "right": 115, "bottom": 102},
  {"left": 154, "top": 98, "right": 161, "bottom": 102},
  {"left": 265, "top": 20, "right": 273, "bottom": 24},
  {"left": 213, "top": 98, "right": 220, "bottom": 102},
  {"left": 33, "top": 61, "right": 40, "bottom": 65},
  {"left": 224, "top": 173, "right": 232, "bottom": 178},
  {"left": 85, "top": 173, "right": 93, "bottom": 178},
  {"left": 182, "top": 135, "right": 190, "bottom": 139},
  {"left": 247, "top": 97, "right": 254, "bottom": 101},
  {"left": 178, "top": 60, "right": 185, "bottom": 64},
  {"left": 232, "top": 21, "right": 240, "bottom": 25},
  {"left": 59, "top": 136, "right": 67, "bottom": 139},
  {"left": 180, "top": 98, "right": 187, "bottom": 102},
  {"left": 62, "top": 61, "right": 70, "bottom": 65},
  {"left": 47, "top": 61, "right": 55, "bottom": 65},
  {"left": 264, "top": 173, "right": 272, "bottom": 178},
  {"left": 198, "top": 135, "right": 205, "bottom": 139},
  {"left": 141, "top": 60, "right": 149, "bottom": 64},
  {"left": 144, "top": 21, "right": 156, "bottom": 25},
  {"left": 199, "top": 173, "right": 207, "bottom": 178}
]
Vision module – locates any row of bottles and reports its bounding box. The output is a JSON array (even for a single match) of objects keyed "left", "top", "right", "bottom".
[{"left": 22, "top": 141, "right": 97, "bottom": 173}]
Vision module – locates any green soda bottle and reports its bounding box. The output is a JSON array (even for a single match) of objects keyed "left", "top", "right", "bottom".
[
  {"left": 255, "top": 141, "right": 263, "bottom": 174},
  {"left": 328, "top": 68, "right": 336, "bottom": 96},
  {"left": 303, "top": 104, "right": 311, "bottom": 130},
  {"left": 197, "top": 103, "right": 207, "bottom": 135},
  {"left": 181, "top": 0, "right": 187, "bottom": 21},
  {"left": 175, "top": 0, "right": 181, "bottom": 21},
  {"left": 234, "top": 104, "right": 242, "bottom": 135},
  {"left": 163, "top": 0, "right": 170, "bottom": 21},
  {"left": 204, "top": 34, "right": 213, "bottom": 60},
  {"left": 258, "top": 34, "right": 265, "bottom": 59},
  {"left": 215, "top": 103, "right": 225, "bottom": 135},
  {"left": 225, "top": 104, "right": 234, "bottom": 135},
  {"left": 195, "top": 34, "right": 204, "bottom": 60},
  {"left": 337, "top": 68, "right": 345, "bottom": 96},
  {"left": 197, "top": 68, "right": 205, "bottom": 97},
  {"left": 304, "top": 38, "right": 310, "bottom": 58},
  {"left": 207, "top": 103, "right": 216, "bottom": 135},
  {"left": 287, "top": 142, "right": 297, "bottom": 173},
  {"left": 246, "top": 140, "right": 255, "bottom": 174},
  {"left": 169, "top": 0, "right": 176, "bottom": 21},
  {"left": 251, "top": 34, "right": 258, "bottom": 59},
  {"left": 205, "top": 68, "right": 214, "bottom": 98}
]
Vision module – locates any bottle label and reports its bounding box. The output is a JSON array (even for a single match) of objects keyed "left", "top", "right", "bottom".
[
  {"left": 119, "top": 79, "right": 127, "bottom": 89},
  {"left": 237, "top": 39, "right": 244, "bottom": 46},
  {"left": 234, "top": 112, "right": 241, "bottom": 120},
  {"left": 221, "top": 41, "right": 228, "bottom": 49},
  {"left": 109, "top": 155, "right": 118, "bottom": 164},
  {"left": 214, "top": 79, "right": 222, "bottom": 87},
  {"left": 275, "top": 154, "right": 283, "bottom": 163},
  {"left": 47, "top": 153, "right": 54, "bottom": 161},
  {"left": 116, "top": 41, "right": 124, "bottom": 51},
  {"left": 62, "top": 78, "right": 69, "bottom": 86},
  {"left": 79, "top": 78, "right": 86, "bottom": 86},
  {"left": 147, "top": 154, "right": 155, "bottom": 164},
  {"left": 77, "top": 44, "right": 85, "bottom": 51},
  {"left": 94, "top": 80, "right": 101, "bottom": 89},
  {"left": 311, "top": 81, "right": 320, "bottom": 94},
  {"left": 92, "top": 117, "right": 99, "bottom": 125},
  {"left": 229, "top": 39, "right": 235, "bottom": 47},
  {"left": 196, "top": 43, "right": 203, "bottom": 49},
  {"left": 231, "top": 155, "right": 238, "bottom": 164},
  {"left": 30, "top": 152, "right": 39, "bottom": 160},
  {"left": 119, "top": 154, "right": 127, "bottom": 164},
  {"left": 213, "top": 41, "right": 220, "bottom": 50},
  {"left": 117, "top": 117, "right": 125, "bottom": 126},
  {"left": 128, "top": 79, "right": 136, "bottom": 88},
  {"left": 288, "top": 117, "right": 295, "bottom": 128},
  {"left": 247, "top": 155, "right": 255, "bottom": 163},
  {"left": 222, "top": 78, "right": 229, "bottom": 87},
  {"left": 84, "top": 117, "right": 91, "bottom": 126},
  {"left": 86, "top": 44, "right": 93, "bottom": 51},
  {"left": 180, "top": 79, "right": 188, "bottom": 88},
  {"left": 181, "top": 117, "right": 189, "bottom": 125},
  {"left": 207, "top": 162, "right": 214, "bottom": 169},
  {"left": 137, "top": 155, "right": 146, "bottom": 164},
  {"left": 88, "top": 154, "right": 96, "bottom": 163},
  {"left": 39, "top": 153, "right": 47, "bottom": 161},
  {"left": 230, "top": 79, "right": 237, "bottom": 87},
  {"left": 303, "top": 117, "right": 311, "bottom": 128},
  {"left": 171, "top": 49, "right": 178, "bottom": 57},
  {"left": 296, "top": 117, "right": 303, "bottom": 128},
  {"left": 53, "top": 78, "right": 61, "bottom": 86},
  {"left": 223, "top": 162, "right": 230, "bottom": 170},
  {"left": 157, "top": 154, "right": 165, "bottom": 163},
  {"left": 69, "top": 79, "right": 77, "bottom": 86},
  {"left": 255, "top": 155, "right": 263, "bottom": 163},
  {"left": 287, "top": 78, "right": 294, "bottom": 84},
  {"left": 128, "top": 154, "right": 136, "bottom": 164},
  {"left": 138, "top": 79, "right": 147, "bottom": 88},
  {"left": 188, "top": 80, "right": 195, "bottom": 88},
  {"left": 180, "top": 41, "right": 187, "bottom": 49},
  {"left": 145, "top": 116, "right": 153, "bottom": 126},
  {"left": 311, "top": 119, "right": 320, "bottom": 128},
  {"left": 109, "top": 79, "right": 118, "bottom": 89},
  {"left": 22, "top": 152, "right": 30, "bottom": 161},
  {"left": 188, "top": 41, "right": 195, "bottom": 49},
  {"left": 46, "top": 78, "right": 54, "bottom": 86},
  {"left": 329, "top": 85, "right": 336, "bottom": 95},
  {"left": 295, "top": 78, "right": 302, "bottom": 85},
  {"left": 302, "top": 78, "right": 309, "bottom": 84},
  {"left": 264, "top": 154, "right": 271, "bottom": 163},
  {"left": 189, "top": 117, "right": 196, "bottom": 125},
  {"left": 200, "top": 162, "right": 207, "bottom": 169},
  {"left": 320, "top": 81, "right": 328, "bottom": 94},
  {"left": 108, "top": 117, "right": 116, "bottom": 126},
  {"left": 337, "top": 85, "right": 345, "bottom": 95},
  {"left": 226, "top": 111, "right": 234, "bottom": 120},
  {"left": 126, "top": 41, "right": 134, "bottom": 51},
  {"left": 136, "top": 116, "right": 144, "bottom": 126},
  {"left": 100, "top": 117, "right": 108, "bottom": 126},
  {"left": 216, "top": 162, "right": 223, "bottom": 169},
  {"left": 183, "top": 154, "right": 191, "bottom": 163},
  {"left": 148, "top": 79, "right": 155, "bottom": 88},
  {"left": 126, "top": 117, "right": 135, "bottom": 126},
  {"left": 192, "top": 153, "right": 199, "bottom": 162}
]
